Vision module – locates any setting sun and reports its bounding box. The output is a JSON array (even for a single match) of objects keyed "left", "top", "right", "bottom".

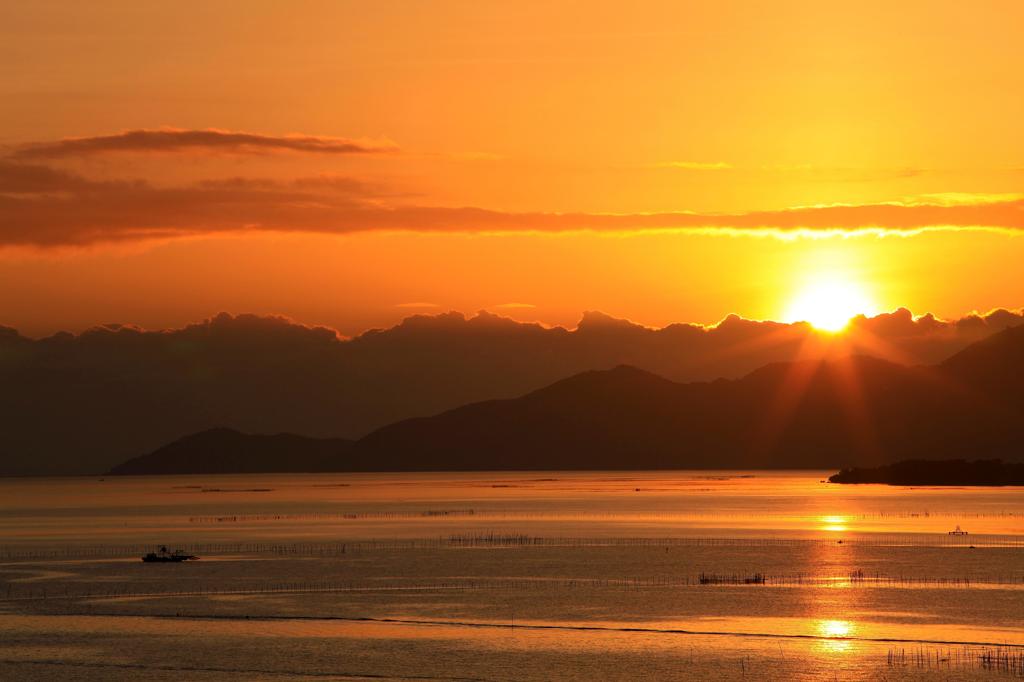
[{"left": 785, "top": 279, "right": 876, "bottom": 332}]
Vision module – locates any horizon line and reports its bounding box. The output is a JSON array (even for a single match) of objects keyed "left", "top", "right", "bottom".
[{"left": 5, "top": 304, "right": 1023, "bottom": 343}]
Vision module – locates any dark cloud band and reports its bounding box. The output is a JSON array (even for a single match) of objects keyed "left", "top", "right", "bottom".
[
  {"left": 1, "top": 146, "right": 1022, "bottom": 246},
  {"left": 9, "top": 128, "right": 397, "bottom": 159}
]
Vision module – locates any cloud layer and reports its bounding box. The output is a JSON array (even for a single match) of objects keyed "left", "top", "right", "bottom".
[
  {"left": 2, "top": 129, "right": 1024, "bottom": 246},
  {"left": 9, "top": 128, "right": 397, "bottom": 159}
]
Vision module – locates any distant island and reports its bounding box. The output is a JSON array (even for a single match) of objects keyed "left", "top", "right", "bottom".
[{"left": 829, "top": 459, "right": 1024, "bottom": 486}]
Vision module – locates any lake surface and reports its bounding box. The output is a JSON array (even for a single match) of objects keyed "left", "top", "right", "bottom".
[{"left": 1, "top": 471, "right": 1023, "bottom": 680}]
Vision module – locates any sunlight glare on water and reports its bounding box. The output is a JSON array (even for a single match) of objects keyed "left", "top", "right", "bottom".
[{"left": 0, "top": 470, "right": 1022, "bottom": 680}]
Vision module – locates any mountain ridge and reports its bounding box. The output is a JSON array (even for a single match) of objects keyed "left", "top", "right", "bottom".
[
  {"left": 108, "top": 327, "right": 1024, "bottom": 475},
  {"left": 108, "top": 428, "right": 354, "bottom": 475}
]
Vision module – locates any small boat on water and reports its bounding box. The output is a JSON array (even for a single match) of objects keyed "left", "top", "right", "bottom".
[
  {"left": 948, "top": 525, "right": 969, "bottom": 536},
  {"left": 142, "top": 546, "right": 199, "bottom": 563}
]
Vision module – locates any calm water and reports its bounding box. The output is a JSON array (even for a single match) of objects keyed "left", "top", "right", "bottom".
[{"left": 1, "top": 471, "right": 1023, "bottom": 680}]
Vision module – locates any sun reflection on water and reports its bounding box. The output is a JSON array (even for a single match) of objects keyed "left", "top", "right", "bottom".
[
  {"left": 819, "top": 620, "right": 851, "bottom": 638},
  {"left": 819, "top": 515, "right": 849, "bottom": 532},
  {"left": 816, "top": 619, "right": 855, "bottom": 653}
]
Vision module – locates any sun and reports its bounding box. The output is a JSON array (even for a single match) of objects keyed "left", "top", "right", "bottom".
[{"left": 784, "top": 278, "right": 876, "bottom": 332}]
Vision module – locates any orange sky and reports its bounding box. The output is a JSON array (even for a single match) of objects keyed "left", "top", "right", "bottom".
[{"left": 1, "top": 1, "right": 1023, "bottom": 336}]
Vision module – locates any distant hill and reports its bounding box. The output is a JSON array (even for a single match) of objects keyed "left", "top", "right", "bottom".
[
  {"left": 110, "top": 326, "right": 1024, "bottom": 474},
  {"left": 1, "top": 307, "right": 1020, "bottom": 475},
  {"left": 109, "top": 428, "right": 353, "bottom": 475},
  {"left": 829, "top": 460, "right": 1024, "bottom": 486},
  {"left": 356, "top": 327, "right": 1024, "bottom": 470}
]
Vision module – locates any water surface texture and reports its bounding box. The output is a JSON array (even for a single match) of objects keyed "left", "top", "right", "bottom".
[{"left": 2, "top": 471, "right": 1023, "bottom": 680}]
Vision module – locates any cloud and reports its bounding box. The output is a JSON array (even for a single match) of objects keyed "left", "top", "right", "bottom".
[
  {"left": 9, "top": 128, "right": 398, "bottom": 159},
  {"left": 910, "top": 192, "right": 1024, "bottom": 206},
  {"left": 2, "top": 152, "right": 1024, "bottom": 246},
  {"left": 0, "top": 160, "right": 93, "bottom": 193}
]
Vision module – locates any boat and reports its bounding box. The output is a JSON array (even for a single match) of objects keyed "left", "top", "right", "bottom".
[
  {"left": 142, "top": 546, "right": 199, "bottom": 562},
  {"left": 948, "top": 525, "right": 968, "bottom": 536}
]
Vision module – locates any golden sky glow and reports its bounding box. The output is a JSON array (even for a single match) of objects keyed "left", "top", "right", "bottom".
[{"left": 1, "top": 2, "right": 1023, "bottom": 335}]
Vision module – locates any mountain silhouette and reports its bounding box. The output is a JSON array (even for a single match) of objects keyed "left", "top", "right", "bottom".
[
  {"left": 111, "top": 326, "right": 1024, "bottom": 474},
  {"left": 3, "top": 307, "right": 1021, "bottom": 475},
  {"left": 108, "top": 428, "right": 353, "bottom": 475}
]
